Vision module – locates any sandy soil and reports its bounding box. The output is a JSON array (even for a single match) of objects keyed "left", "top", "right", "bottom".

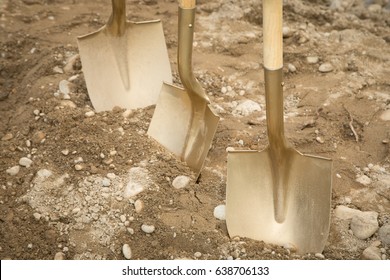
[{"left": 0, "top": 0, "right": 390, "bottom": 260}]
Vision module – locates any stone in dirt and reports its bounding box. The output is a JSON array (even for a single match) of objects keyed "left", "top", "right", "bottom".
[
  {"left": 54, "top": 252, "right": 65, "bottom": 260},
  {"left": 356, "top": 174, "right": 371, "bottom": 186},
  {"left": 350, "top": 211, "right": 379, "bottom": 239},
  {"left": 122, "top": 244, "right": 132, "bottom": 260},
  {"left": 134, "top": 199, "right": 144, "bottom": 213},
  {"left": 6, "top": 166, "right": 20, "bottom": 176},
  {"left": 334, "top": 205, "right": 362, "bottom": 220},
  {"left": 172, "top": 175, "right": 191, "bottom": 189},
  {"left": 19, "top": 157, "right": 33, "bottom": 168},
  {"left": 307, "top": 56, "right": 319, "bottom": 64},
  {"left": 361, "top": 246, "right": 381, "bottom": 260},
  {"left": 213, "top": 205, "right": 226, "bottom": 220},
  {"left": 233, "top": 100, "right": 261, "bottom": 116},
  {"left": 378, "top": 225, "right": 390, "bottom": 245},
  {"left": 380, "top": 110, "right": 390, "bottom": 121},
  {"left": 141, "top": 224, "right": 155, "bottom": 234},
  {"left": 319, "top": 63, "right": 334, "bottom": 73},
  {"left": 1, "top": 133, "right": 13, "bottom": 141}
]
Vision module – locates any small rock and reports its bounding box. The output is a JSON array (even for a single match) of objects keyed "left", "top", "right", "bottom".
[
  {"left": 316, "top": 136, "right": 324, "bottom": 144},
  {"left": 221, "top": 87, "right": 228, "bottom": 94},
  {"left": 315, "top": 253, "right": 325, "bottom": 259},
  {"left": 378, "top": 225, "right": 390, "bottom": 245},
  {"left": 141, "top": 224, "right": 155, "bottom": 234},
  {"left": 19, "top": 157, "right": 33, "bottom": 168},
  {"left": 127, "top": 228, "right": 135, "bottom": 234},
  {"left": 102, "top": 178, "right": 111, "bottom": 187},
  {"left": 213, "top": 205, "right": 226, "bottom": 220},
  {"left": 282, "top": 26, "right": 293, "bottom": 38},
  {"left": 33, "top": 213, "right": 41, "bottom": 221},
  {"left": 172, "top": 175, "right": 191, "bottom": 189},
  {"left": 74, "top": 164, "right": 84, "bottom": 171},
  {"left": 307, "top": 56, "right": 319, "bottom": 64},
  {"left": 6, "top": 166, "right": 20, "bottom": 176},
  {"left": 53, "top": 66, "right": 64, "bottom": 74},
  {"left": 61, "top": 149, "right": 69, "bottom": 156},
  {"left": 194, "top": 252, "right": 202, "bottom": 258},
  {"left": 233, "top": 100, "right": 261, "bottom": 116},
  {"left": 319, "top": 63, "right": 334, "bottom": 73},
  {"left": 60, "top": 100, "right": 77, "bottom": 108},
  {"left": 85, "top": 111, "right": 95, "bottom": 118},
  {"left": 356, "top": 175, "right": 372, "bottom": 186},
  {"left": 288, "top": 63, "right": 297, "bottom": 73},
  {"left": 334, "top": 205, "right": 362, "bottom": 220},
  {"left": 120, "top": 215, "right": 127, "bottom": 223},
  {"left": 134, "top": 199, "right": 144, "bottom": 213},
  {"left": 1, "top": 133, "right": 13, "bottom": 141},
  {"left": 380, "top": 110, "right": 390, "bottom": 121},
  {"left": 59, "top": 80, "right": 71, "bottom": 95},
  {"left": 54, "top": 252, "right": 65, "bottom": 260},
  {"left": 361, "top": 246, "right": 381, "bottom": 260},
  {"left": 122, "top": 244, "right": 132, "bottom": 260},
  {"left": 107, "top": 173, "right": 116, "bottom": 179},
  {"left": 350, "top": 211, "right": 379, "bottom": 239},
  {"left": 36, "top": 169, "right": 52, "bottom": 179}
]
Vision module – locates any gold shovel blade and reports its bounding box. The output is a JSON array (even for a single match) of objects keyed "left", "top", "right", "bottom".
[
  {"left": 77, "top": 20, "right": 172, "bottom": 112},
  {"left": 148, "top": 82, "right": 219, "bottom": 178},
  {"left": 226, "top": 149, "right": 332, "bottom": 254}
]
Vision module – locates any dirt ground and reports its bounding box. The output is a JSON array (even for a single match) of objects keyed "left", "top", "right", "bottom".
[{"left": 1, "top": 0, "right": 390, "bottom": 260}]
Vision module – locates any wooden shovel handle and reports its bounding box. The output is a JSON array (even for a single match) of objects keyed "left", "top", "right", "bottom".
[
  {"left": 179, "top": 0, "right": 196, "bottom": 9},
  {"left": 263, "top": 0, "right": 283, "bottom": 70}
]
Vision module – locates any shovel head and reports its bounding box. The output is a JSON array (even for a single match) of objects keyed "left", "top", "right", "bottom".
[
  {"left": 147, "top": 82, "right": 219, "bottom": 177},
  {"left": 226, "top": 149, "right": 332, "bottom": 254},
  {"left": 77, "top": 20, "right": 172, "bottom": 112}
]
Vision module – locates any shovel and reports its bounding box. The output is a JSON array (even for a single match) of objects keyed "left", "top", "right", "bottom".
[
  {"left": 77, "top": 0, "right": 172, "bottom": 112},
  {"left": 147, "top": 0, "right": 219, "bottom": 178},
  {"left": 226, "top": 0, "right": 332, "bottom": 254}
]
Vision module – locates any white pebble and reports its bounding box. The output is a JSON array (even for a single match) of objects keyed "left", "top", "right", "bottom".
[
  {"left": 221, "top": 87, "right": 228, "bottom": 94},
  {"left": 74, "top": 164, "right": 83, "bottom": 171},
  {"left": 85, "top": 111, "right": 95, "bottom": 117},
  {"left": 19, "top": 157, "right": 33, "bottom": 168},
  {"left": 307, "top": 56, "right": 319, "bottom": 64},
  {"left": 120, "top": 215, "right": 127, "bottom": 223},
  {"left": 288, "top": 63, "right": 297, "bottom": 72},
  {"left": 27, "top": 243, "right": 33, "bottom": 249},
  {"left": 61, "top": 149, "right": 69, "bottom": 156},
  {"left": 127, "top": 228, "right": 135, "bottom": 234},
  {"left": 54, "top": 252, "right": 65, "bottom": 260},
  {"left": 122, "top": 244, "right": 132, "bottom": 260},
  {"left": 141, "top": 224, "right": 155, "bottom": 234},
  {"left": 316, "top": 136, "right": 324, "bottom": 144},
  {"left": 59, "top": 80, "right": 71, "bottom": 95},
  {"left": 213, "top": 205, "right": 226, "bottom": 220},
  {"left": 194, "top": 252, "right": 202, "bottom": 258},
  {"left": 6, "top": 166, "right": 20, "bottom": 176},
  {"left": 315, "top": 253, "right": 325, "bottom": 259},
  {"left": 33, "top": 213, "right": 42, "bottom": 221},
  {"left": 356, "top": 175, "right": 371, "bottom": 186},
  {"left": 102, "top": 178, "right": 111, "bottom": 187},
  {"left": 319, "top": 63, "right": 334, "bottom": 73},
  {"left": 172, "top": 175, "right": 191, "bottom": 189},
  {"left": 334, "top": 205, "right": 362, "bottom": 220},
  {"left": 106, "top": 173, "right": 116, "bottom": 180}
]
